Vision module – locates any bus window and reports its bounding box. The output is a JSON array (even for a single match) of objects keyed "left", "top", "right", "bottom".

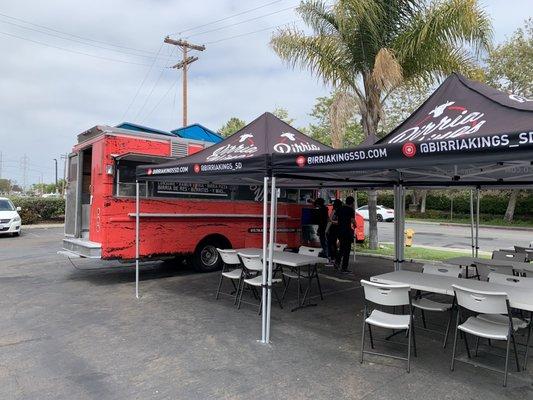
[{"left": 115, "top": 161, "right": 148, "bottom": 197}]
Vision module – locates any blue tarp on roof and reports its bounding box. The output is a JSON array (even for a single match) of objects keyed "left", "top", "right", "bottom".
[
  {"left": 171, "top": 123, "right": 223, "bottom": 143},
  {"left": 115, "top": 122, "right": 173, "bottom": 136}
]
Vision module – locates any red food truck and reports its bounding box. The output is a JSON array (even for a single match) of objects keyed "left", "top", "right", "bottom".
[{"left": 61, "top": 124, "right": 342, "bottom": 271}]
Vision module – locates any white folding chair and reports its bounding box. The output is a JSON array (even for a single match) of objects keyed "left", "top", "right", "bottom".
[
  {"left": 412, "top": 264, "right": 461, "bottom": 348},
  {"left": 514, "top": 246, "right": 533, "bottom": 262},
  {"left": 477, "top": 272, "right": 533, "bottom": 369},
  {"left": 215, "top": 249, "right": 242, "bottom": 304},
  {"left": 268, "top": 243, "right": 287, "bottom": 251},
  {"left": 360, "top": 280, "right": 416, "bottom": 372},
  {"left": 237, "top": 253, "right": 282, "bottom": 313},
  {"left": 451, "top": 284, "right": 520, "bottom": 387},
  {"left": 281, "top": 246, "right": 323, "bottom": 304},
  {"left": 493, "top": 250, "right": 527, "bottom": 263}
]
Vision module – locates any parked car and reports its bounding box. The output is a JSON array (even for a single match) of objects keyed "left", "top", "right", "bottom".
[
  {"left": 356, "top": 205, "right": 394, "bottom": 222},
  {"left": 0, "top": 197, "right": 22, "bottom": 236}
]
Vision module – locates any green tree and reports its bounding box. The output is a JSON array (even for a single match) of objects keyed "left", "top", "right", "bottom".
[
  {"left": 486, "top": 18, "right": 533, "bottom": 97},
  {"left": 271, "top": 0, "right": 491, "bottom": 249},
  {"left": 218, "top": 117, "right": 246, "bottom": 138},
  {"left": 0, "top": 178, "right": 12, "bottom": 194},
  {"left": 306, "top": 92, "right": 364, "bottom": 147},
  {"left": 271, "top": 107, "right": 295, "bottom": 125},
  {"left": 485, "top": 19, "right": 533, "bottom": 222}
]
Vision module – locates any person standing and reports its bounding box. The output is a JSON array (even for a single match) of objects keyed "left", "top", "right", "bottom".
[
  {"left": 327, "top": 199, "right": 342, "bottom": 266},
  {"left": 314, "top": 198, "right": 329, "bottom": 258},
  {"left": 336, "top": 196, "right": 355, "bottom": 272}
]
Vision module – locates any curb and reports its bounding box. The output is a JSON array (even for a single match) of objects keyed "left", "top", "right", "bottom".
[
  {"left": 354, "top": 251, "right": 439, "bottom": 265},
  {"left": 22, "top": 223, "right": 65, "bottom": 230},
  {"left": 406, "top": 219, "right": 533, "bottom": 232}
]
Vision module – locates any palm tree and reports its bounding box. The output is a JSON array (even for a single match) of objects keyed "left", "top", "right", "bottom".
[{"left": 271, "top": 0, "right": 492, "bottom": 249}]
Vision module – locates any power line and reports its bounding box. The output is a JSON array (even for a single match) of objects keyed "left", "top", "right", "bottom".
[
  {"left": 143, "top": 79, "right": 176, "bottom": 122},
  {"left": 172, "top": 0, "right": 287, "bottom": 35},
  {"left": 0, "top": 11, "right": 157, "bottom": 55},
  {"left": 135, "top": 65, "right": 170, "bottom": 120},
  {"left": 0, "top": 30, "right": 159, "bottom": 67},
  {"left": 0, "top": 18, "right": 158, "bottom": 60},
  {"left": 121, "top": 42, "right": 165, "bottom": 121},
  {"left": 185, "top": 5, "right": 297, "bottom": 39},
  {"left": 205, "top": 21, "right": 295, "bottom": 45}
]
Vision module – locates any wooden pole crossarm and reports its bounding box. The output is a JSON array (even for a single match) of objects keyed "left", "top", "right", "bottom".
[
  {"left": 164, "top": 36, "right": 206, "bottom": 51},
  {"left": 171, "top": 56, "right": 199, "bottom": 70}
]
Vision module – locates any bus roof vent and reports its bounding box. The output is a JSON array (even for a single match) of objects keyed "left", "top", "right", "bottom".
[{"left": 171, "top": 141, "right": 188, "bottom": 158}]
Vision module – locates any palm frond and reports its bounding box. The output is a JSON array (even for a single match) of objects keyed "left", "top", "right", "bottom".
[
  {"left": 371, "top": 48, "right": 403, "bottom": 91},
  {"left": 394, "top": 0, "right": 493, "bottom": 70},
  {"left": 297, "top": 0, "right": 338, "bottom": 36},
  {"left": 270, "top": 27, "right": 354, "bottom": 88},
  {"left": 328, "top": 89, "right": 358, "bottom": 148}
]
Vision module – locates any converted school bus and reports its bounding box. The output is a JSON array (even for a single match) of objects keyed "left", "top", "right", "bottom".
[{"left": 61, "top": 124, "right": 320, "bottom": 271}]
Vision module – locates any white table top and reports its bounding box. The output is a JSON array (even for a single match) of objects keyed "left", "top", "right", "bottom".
[
  {"left": 235, "top": 248, "right": 328, "bottom": 267},
  {"left": 446, "top": 256, "right": 533, "bottom": 272},
  {"left": 371, "top": 270, "right": 533, "bottom": 312}
]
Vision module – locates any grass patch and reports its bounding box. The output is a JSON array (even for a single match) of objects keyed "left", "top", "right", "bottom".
[
  {"left": 357, "top": 243, "right": 490, "bottom": 262},
  {"left": 405, "top": 214, "right": 533, "bottom": 228}
]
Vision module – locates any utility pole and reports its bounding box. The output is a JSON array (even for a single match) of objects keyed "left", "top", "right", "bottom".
[
  {"left": 164, "top": 36, "right": 205, "bottom": 127},
  {"left": 61, "top": 153, "right": 68, "bottom": 195},
  {"left": 53, "top": 158, "right": 58, "bottom": 192}
]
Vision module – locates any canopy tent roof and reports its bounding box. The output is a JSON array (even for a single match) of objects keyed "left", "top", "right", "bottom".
[
  {"left": 272, "top": 73, "right": 533, "bottom": 188},
  {"left": 136, "top": 112, "right": 331, "bottom": 185}
]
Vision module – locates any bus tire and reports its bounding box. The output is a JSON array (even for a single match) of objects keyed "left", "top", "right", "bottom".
[{"left": 192, "top": 236, "right": 230, "bottom": 273}]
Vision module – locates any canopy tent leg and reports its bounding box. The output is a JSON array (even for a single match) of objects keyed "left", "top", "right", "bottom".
[
  {"left": 135, "top": 180, "right": 140, "bottom": 299},
  {"left": 476, "top": 188, "right": 480, "bottom": 258},
  {"left": 399, "top": 184, "right": 406, "bottom": 269},
  {"left": 393, "top": 185, "right": 400, "bottom": 271},
  {"left": 265, "top": 177, "right": 277, "bottom": 343},
  {"left": 470, "top": 189, "right": 475, "bottom": 257},
  {"left": 353, "top": 190, "right": 357, "bottom": 263},
  {"left": 260, "top": 177, "right": 269, "bottom": 344}
]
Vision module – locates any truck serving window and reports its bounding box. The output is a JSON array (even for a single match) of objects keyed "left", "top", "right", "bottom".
[{"left": 115, "top": 161, "right": 301, "bottom": 203}]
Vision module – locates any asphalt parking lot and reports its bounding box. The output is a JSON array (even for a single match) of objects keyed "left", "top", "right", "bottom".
[{"left": 1, "top": 227, "right": 533, "bottom": 399}]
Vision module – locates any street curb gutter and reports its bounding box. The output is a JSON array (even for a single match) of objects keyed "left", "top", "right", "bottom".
[
  {"left": 407, "top": 219, "right": 533, "bottom": 232},
  {"left": 22, "top": 223, "right": 65, "bottom": 230}
]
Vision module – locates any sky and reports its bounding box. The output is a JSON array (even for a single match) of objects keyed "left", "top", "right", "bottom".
[{"left": 0, "top": 0, "right": 530, "bottom": 186}]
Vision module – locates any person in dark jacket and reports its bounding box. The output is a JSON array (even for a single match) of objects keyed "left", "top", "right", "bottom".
[
  {"left": 327, "top": 199, "right": 342, "bottom": 266},
  {"left": 314, "top": 198, "right": 329, "bottom": 258},
  {"left": 336, "top": 196, "right": 355, "bottom": 272}
]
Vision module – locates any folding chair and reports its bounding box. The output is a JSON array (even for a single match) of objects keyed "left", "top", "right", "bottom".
[
  {"left": 476, "top": 263, "right": 514, "bottom": 281},
  {"left": 412, "top": 264, "right": 461, "bottom": 348},
  {"left": 360, "top": 280, "right": 416, "bottom": 372},
  {"left": 451, "top": 284, "right": 520, "bottom": 387},
  {"left": 477, "top": 272, "right": 533, "bottom": 370},
  {"left": 281, "top": 246, "right": 323, "bottom": 304},
  {"left": 514, "top": 246, "right": 533, "bottom": 262},
  {"left": 215, "top": 249, "right": 242, "bottom": 304},
  {"left": 268, "top": 243, "right": 287, "bottom": 251},
  {"left": 237, "top": 253, "right": 282, "bottom": 313},
  {"left": 492, "top": 250, "right": 527, "bottom": 263}
]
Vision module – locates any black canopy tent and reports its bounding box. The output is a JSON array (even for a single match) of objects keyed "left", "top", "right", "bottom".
[{"left": 134, "top": 112, "right": 331, "bottom": 343}]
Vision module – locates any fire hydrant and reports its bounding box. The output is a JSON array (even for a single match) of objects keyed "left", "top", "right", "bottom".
[{"left": 405, "top": 228, "right": 415, "bottom": 247}]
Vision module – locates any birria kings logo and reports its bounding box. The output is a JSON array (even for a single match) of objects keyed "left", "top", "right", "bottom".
[
  {"left": 273, "top": 132, "right": 321, "bottom": 154},
  {"left": 388, "top": 101, "right": 487, "bottom": 144}
]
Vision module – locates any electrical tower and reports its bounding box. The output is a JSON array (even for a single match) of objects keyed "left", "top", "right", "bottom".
[{"left": 164, "top": 36, "right": 205, "bottom": 127}]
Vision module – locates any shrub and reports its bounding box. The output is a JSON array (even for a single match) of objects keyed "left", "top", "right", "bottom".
[{"left": 9, "top": 197, "right": 65, "bottom": 225}]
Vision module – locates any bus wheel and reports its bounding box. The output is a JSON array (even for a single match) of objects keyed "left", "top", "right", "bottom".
[{"left": 193, "top": 238, "right": 227, "bottom": 272}]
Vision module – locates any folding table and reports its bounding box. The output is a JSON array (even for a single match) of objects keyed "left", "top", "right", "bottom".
[{"left": 236, "top": 248, "right": 328, "bottom": 311}]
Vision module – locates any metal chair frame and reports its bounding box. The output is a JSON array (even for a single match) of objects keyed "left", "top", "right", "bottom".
[{"left": 215, "top": 249, "right": 243, "bottom": 304}]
